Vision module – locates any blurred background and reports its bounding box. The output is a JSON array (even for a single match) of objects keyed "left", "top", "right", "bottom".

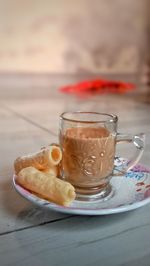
[
  {"left": 0, "top": 0, "right": 149, "bottom": 100},
  {"left": 0, "top": 0, "right": 149, "bottom": 171}
]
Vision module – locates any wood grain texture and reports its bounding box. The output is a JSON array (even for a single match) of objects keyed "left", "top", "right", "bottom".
[
  {"left": 0, "top": 206, "right": 150, "bottom": 266},
  {"left": 0, "top": 74, "right": 150, "bottom": 266}
]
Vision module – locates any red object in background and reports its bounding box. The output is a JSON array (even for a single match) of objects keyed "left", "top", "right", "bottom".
[{"left": 59, "top": 79, "right": 135, "bottom": 97}]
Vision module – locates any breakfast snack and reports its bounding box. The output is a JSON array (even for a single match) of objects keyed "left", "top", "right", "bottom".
[
  {"left": 14, "top": 145, "right": 62, "bottom": 175},
  {"left": 16, "top": 167, "right": 76, "bottom": 206}
]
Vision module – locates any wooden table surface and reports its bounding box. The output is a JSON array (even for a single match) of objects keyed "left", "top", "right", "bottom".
[{"left": 0, "top": 75, "right": 150, "bottom": 266}]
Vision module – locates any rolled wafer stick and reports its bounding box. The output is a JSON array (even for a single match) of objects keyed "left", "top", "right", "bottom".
[
  {"left": 14, "top": 145, "right": 62, "bottom": 174},
  {"left": 16, "top": 167, "right": 76, "bottom": 206},
  {"left": 42, "top": 167, "right": 58, "bottom": 177}
]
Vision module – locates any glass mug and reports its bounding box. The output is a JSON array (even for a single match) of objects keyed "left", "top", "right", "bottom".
[{"left": 59, "top": 112, "right": 145, "bottom": 201}]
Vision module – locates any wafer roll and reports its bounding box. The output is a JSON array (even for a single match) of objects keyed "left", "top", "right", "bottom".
[
  {"left": 16, "top": 167, "right": 76, "bottom": 206},
  {"left": 14, "top": 145, "right": 62, "bottom": 175}
]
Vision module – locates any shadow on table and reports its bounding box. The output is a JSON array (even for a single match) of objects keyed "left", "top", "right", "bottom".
[{"left": 1, "top": 178, "right": 70, "bottom": 229}]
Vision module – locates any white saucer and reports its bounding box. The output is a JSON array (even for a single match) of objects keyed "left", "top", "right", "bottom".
[{"left": 13, "top": 158, "right": 150, "bottom": 215}]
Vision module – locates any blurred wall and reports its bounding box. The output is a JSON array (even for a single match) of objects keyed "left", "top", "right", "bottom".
[{"left": 0, "top": 0, "right": 148, "bottom": 73}]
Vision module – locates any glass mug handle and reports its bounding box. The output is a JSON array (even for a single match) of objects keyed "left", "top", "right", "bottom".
[{"left": 114, "top": 133, "right": 145, "bottom": 175}]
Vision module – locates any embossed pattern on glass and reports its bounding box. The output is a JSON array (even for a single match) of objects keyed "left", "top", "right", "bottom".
[{"left": 61, "top": 127, "right": 116, "bottom": 187}]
